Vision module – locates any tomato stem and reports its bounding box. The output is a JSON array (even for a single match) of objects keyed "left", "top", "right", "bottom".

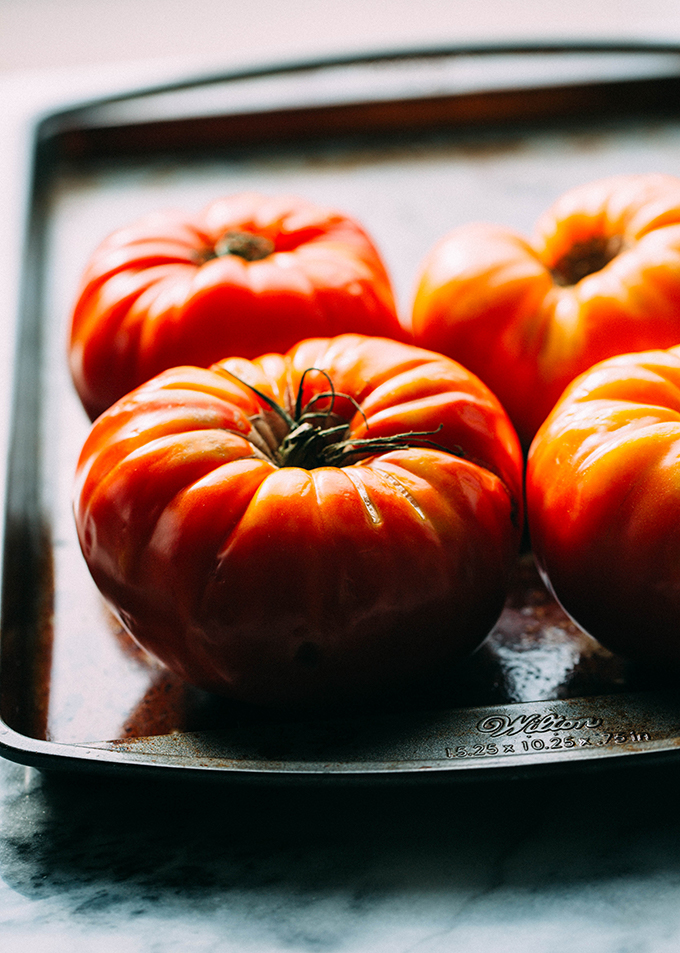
[
  {"left": 551, "top": 234, "right": 624, "bottom": 286},
  {"left": 223, "top": 367, "right": 460, "bottom": 469},
  {"left": 212, "top": 230, "right": 275, "bottom": 262}
]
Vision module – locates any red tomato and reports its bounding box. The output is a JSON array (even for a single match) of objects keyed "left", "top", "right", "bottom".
[
  {"left": 412, "top": 174, "right": 680, "bottom": 449},
  {"left": 526, "top": 345, "right": 680, "bottom": 668},
  {"left": 74, "top": 334, "right": 523, "bottom": 709},
  {"left": 69, "top": 192, "right": 405, "bottom": 420}
]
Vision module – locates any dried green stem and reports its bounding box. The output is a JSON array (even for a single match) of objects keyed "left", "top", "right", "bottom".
[{"left": 223, "top": 367, "right": 461, "bottom": 470}]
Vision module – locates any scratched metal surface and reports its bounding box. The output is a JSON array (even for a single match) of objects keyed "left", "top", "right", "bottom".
[{"left": 3, "top": 46, "right": 680, "bottom": 780}]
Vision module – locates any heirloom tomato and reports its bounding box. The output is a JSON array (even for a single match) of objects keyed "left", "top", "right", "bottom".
[
  {"left": 74, "top": 334, "right": 523, "bottom": 709},
  {"left": 526, "top": 344, "right": 680, "bottom": 668},
  {"left": 412, "top": 173, "right": 680, "bottom": 449},
  {"left": 69, "top": 191, "right": 404, "bottom": 421}
]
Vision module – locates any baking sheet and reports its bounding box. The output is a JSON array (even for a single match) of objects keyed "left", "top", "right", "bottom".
[{"left": 3, "top": 44, "right": 680, "bottom": 780}]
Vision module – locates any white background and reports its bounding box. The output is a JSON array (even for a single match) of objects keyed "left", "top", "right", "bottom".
[{"left": 3, "top": 0, "right": 680, "bottom": 78}]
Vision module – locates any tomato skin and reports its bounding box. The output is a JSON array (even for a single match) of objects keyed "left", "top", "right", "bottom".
[
  {"left": 526, "top": 345, "right": 680, "bottom": 667},
  {"left": 74, "top": 334, "right": 523, "bottom": 708},
  {"left": 412, "top": 174, "right": 680, "bottom": 449},
  {"left": 69, "top": 192, "right": 405, "bottom": 421}
]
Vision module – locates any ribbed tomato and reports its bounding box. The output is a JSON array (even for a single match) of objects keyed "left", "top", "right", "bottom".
[
  {"left": 69, "top": 192, "right": 404, "bottom": 420},
  {"left": 412, "top": 174, "right": 680, "bottom": 449},
  {"left": 74, "top": 334, "right": 523, "bottom": 709},
  {"left": 527, "top": 344, "right": 680, "bottom": 668}
]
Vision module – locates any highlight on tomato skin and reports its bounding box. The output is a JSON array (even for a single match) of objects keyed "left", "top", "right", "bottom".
[
  {"left": 68, "top": 191, "right": 408, "bottom": 422},
  {"left": 73, "top": 333, "right": 524, "bottom": 711},
  {"left": 525, "top": 343, "right": 680, "bottom": 671},
  {"left": 411, "top": 173, "right": 680, "bottom": 451}
]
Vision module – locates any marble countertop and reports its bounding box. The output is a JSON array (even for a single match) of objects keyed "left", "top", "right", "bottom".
[
  {"left": 4, "top": 754, "right": 680, "bottom": 952},
  {"left": 5, "top": 6, "right": 680, "bottom": 951}
]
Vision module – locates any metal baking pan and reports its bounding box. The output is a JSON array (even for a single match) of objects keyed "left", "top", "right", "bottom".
[{"left": 3, "top": 41, "right": 680, "bottom": 782}]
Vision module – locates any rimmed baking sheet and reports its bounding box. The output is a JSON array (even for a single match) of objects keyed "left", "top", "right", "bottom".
[{"left": 3, "top": 43, "right": 680, "bottom": 781}]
